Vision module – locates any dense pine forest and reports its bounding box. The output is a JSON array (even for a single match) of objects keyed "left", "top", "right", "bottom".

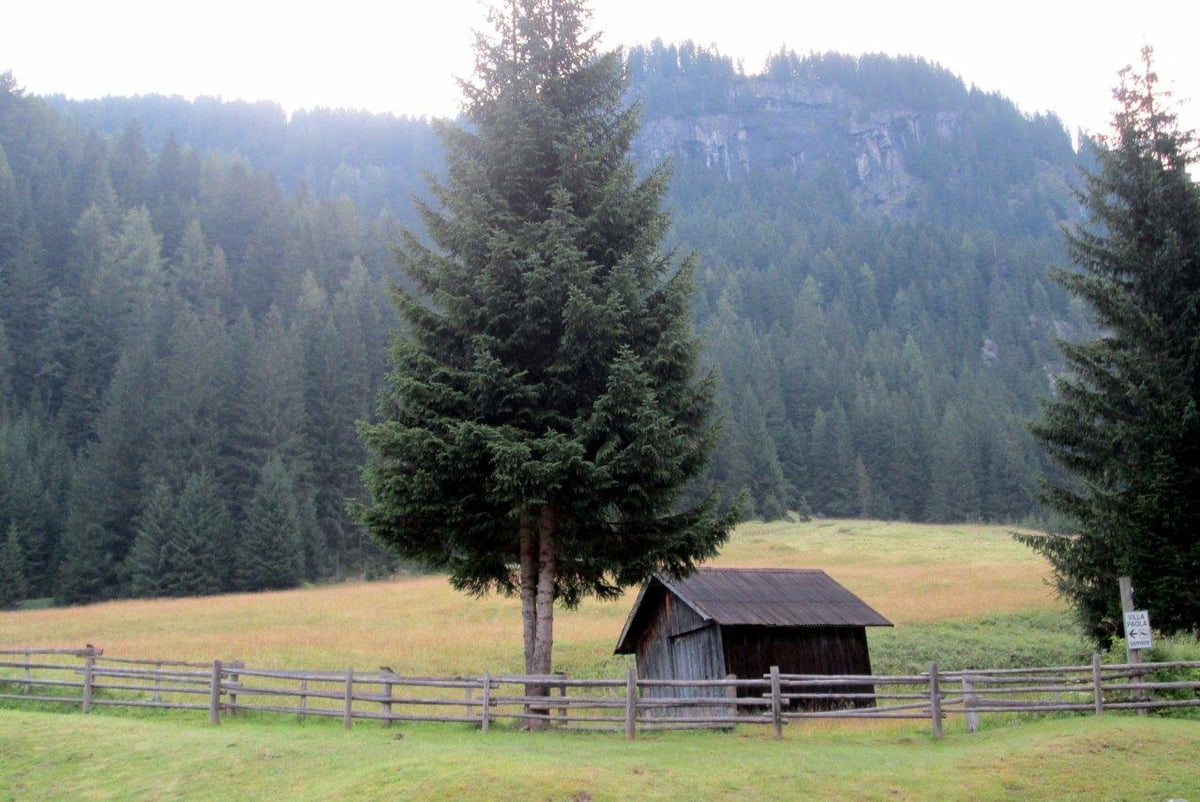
[{"left": 0, "top": 44, "right": 1086, "bottom": 606}]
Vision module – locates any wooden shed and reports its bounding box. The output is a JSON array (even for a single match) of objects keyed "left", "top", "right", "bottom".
[{"left": 614, "top": 568, "right": 892, "bottom": 713}]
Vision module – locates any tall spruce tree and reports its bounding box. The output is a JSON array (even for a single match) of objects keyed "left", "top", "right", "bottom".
[
  {"left": 126, "top": 482, "right": 174, "bottom": 598},
  {"left": 1020, "top": 49, "right": 1200, "bottom": 642},
  {"left": 158, "top": 471, "right": 230, "bottom": 597},
  {"left": 357, "top": 0, "right": 733, "bottom": 687},
  {"left": 236, "top": 455, "right": 305, "bottom": 592},
  {"left": 0, "top": 522, "right": 27, "bottom": 609}
]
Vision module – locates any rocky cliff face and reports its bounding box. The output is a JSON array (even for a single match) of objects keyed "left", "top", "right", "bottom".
[
  {"left": 638, "top": 115, "right": 750, "bottom": 179},
  {"left": 633, "top": 76, "right": 964, "bottom": 220}
]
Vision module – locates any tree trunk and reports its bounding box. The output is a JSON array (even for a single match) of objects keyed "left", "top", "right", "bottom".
[
  {"left": 521, "top": 503, "right": 557, "bottom": 729},
  {"left": 532, "top": 503, "right": 556, "bottom": 675},
  {"left": 519, "top": 511, "right": 536, "bottom": 675}
]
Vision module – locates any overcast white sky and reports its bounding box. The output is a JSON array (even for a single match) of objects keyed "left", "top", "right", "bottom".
[{"left": 4, "top": 1, "right": 1196, "bottom": 141}]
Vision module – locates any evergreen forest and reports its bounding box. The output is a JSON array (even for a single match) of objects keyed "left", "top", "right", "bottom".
[{"left": 0, "top": 44, "right": 1089, "bottom": 606}]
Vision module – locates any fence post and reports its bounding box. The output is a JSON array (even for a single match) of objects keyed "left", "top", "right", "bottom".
[
  {"left": 152, "top": 659, "right": 163, "bottom": 703},
  {"left": 81, "top": 652, "right": 95, "bottom": 714},
  {"left": 624, "top": 667, "right": 638, "bottom": 740},
  {"left": 23, "top": 649, "right": 31, "bottom": 693},
  {"left": 209, "top": 660, "right": 222, "bottom": 725},
  {"left": 963, "top": 670, "right": 978, "bottom": 734},
  {"left": 725, "top": 673, "right": 738, "bottom": 722},
  {"left": 769, "top": 666, "right": 783, "bottom": 739},
  {"left": 298, "top": 677, "right": 309, "bottom": 721},
  {"left": 1119, "top": 576, "right": 1148, "bottom": 715},
  {"left": 929, "top": 661, "right": 943, "bottom": 740},
  {"left": 382, "top": 672, "right": 393, "bottom": 727},
  {"left": 555, "top": 671, "right": 567, "bottom": 725},
  {"left": 227, "top": 661, "right": 242, "bottom": 715},
  {"left": 1092, "top": 652, "right": 1104, "bottom": 715},
  {"left": 343, "top": 666, "right": 354, "bottom": 730},
  {"left": 481, "top": 672, "right": 491, "bottom": 733}
]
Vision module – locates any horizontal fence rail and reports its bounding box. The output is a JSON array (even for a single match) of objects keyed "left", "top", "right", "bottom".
[{"left": 2, "top": 648, "right": 1197, "bottom": 739}]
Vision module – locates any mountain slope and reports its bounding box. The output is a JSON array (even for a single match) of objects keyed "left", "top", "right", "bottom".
[{"left": 0, "top": 49, "right": 1086, "bottom": 602}]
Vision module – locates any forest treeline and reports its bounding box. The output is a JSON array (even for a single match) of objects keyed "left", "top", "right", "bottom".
[
  {"left": 0, "top": 45, "right": 1085, "bottom": 606},
  {"left": 0, "top": 71, "right": 404, "bottom": 605}
]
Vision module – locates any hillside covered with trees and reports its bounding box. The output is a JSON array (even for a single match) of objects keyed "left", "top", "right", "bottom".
[{"left": 0, "top": 45, "right": 1086, "bottom": 606}]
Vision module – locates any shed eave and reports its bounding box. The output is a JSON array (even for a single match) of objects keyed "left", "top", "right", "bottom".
[
  {"left": 613, "top": 574, "right": 715, "bottom": 654},
  {"left": 613, "top": 580, "right": 654, "bottom": 654}
]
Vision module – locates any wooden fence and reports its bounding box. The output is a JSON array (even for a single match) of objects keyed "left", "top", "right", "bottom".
[{"left": 2, "top": 647, "right": 1197, "bottom": 739}]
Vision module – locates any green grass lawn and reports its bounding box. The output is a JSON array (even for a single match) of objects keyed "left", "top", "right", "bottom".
[{"left": 2, "top": 707, "right": 1197, "bottom": 801}]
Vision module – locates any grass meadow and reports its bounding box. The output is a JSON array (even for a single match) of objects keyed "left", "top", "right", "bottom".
[{"left": 2, "top": 519, "right": 1198, "bottom": 801}]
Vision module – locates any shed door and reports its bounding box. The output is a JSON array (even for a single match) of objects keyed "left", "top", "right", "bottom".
[
  {"left": 666, "top": 625, "right": 728, "bottom": 718},
  {"left": 670, "top": 625, "right": 723, "bottom": 683}
]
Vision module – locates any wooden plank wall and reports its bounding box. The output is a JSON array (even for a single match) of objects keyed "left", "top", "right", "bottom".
[{"left": 721, "top": 626, "right": 877, "bottom": 709}]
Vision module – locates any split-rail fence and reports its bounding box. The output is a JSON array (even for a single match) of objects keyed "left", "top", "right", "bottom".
[{"left": 2, "top": 647, "right": 1197, "bottom": 739}]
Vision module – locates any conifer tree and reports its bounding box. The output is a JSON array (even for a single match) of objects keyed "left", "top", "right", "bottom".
[
  {"left": 0, "top": 522, "right": 27, "bottom": 609},
  {"left": 109, "top": 120, "right": 152, "bottom": 210},
  {"left": 159, "top": 471, "right": 230, "bottom": 596},
  {"left": 59, "top": 339, "right": 160, "bottom": 602},
  {"left": 1021, "top": 49, "right": 1200, "bottom": 642},
  {"left": 0, "top": 320, "right": 12, "bottom": 405},
  {"left": 0, "top": 143, "right": 18, "bottom": 259},
  {"left": 236, "top": 455, "right": 305, "bottom": 592},
  {"left": 0, "top": 413, "right": 69, "bottom": 597},
  {"left": 926, "top": 404, "right": 982, "bottom": 522},
  {"left": 126, "top": 482, "right": 174, "bottom": 598},
  {"left": 357, "top": 0, "right": 733, "bottom": 686}
]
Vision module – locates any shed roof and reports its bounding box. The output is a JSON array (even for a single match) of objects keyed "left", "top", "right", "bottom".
[{"left": 615, "top": 568, "right": 892, "bottom": 654}]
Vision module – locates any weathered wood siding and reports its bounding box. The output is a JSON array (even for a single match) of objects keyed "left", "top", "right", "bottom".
[
  {"left": 721, "top": 625, "right": 877, "bottom": 710},
  {"left": 622, "top": 573, "right": 887, "bottom": 716},
  {"left": 633, "top": 590, "right": 725, "bottom": 717}
]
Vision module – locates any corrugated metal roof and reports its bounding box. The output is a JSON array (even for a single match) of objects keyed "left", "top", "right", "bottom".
[
  {"left": 615, "top": 568, "right": 891, "bottom": 653},
  {"left": 662, "top": 568, "right": 892, "bottom": 627}
]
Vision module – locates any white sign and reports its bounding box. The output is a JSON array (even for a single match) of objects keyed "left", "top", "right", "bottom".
[{"left": 1124, "top": 610, "right": 1153, "bottom": 650}]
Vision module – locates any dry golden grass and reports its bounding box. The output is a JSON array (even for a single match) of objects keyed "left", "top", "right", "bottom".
[
  {"left": 0, "top": 577, "right": 629, "bottom": 675},
  {"left": 720, "top": 519, "right": 1061, "bottom": 624},
  {"left": 0, "top": 519, "right": 1062, "bottom": 673}
]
